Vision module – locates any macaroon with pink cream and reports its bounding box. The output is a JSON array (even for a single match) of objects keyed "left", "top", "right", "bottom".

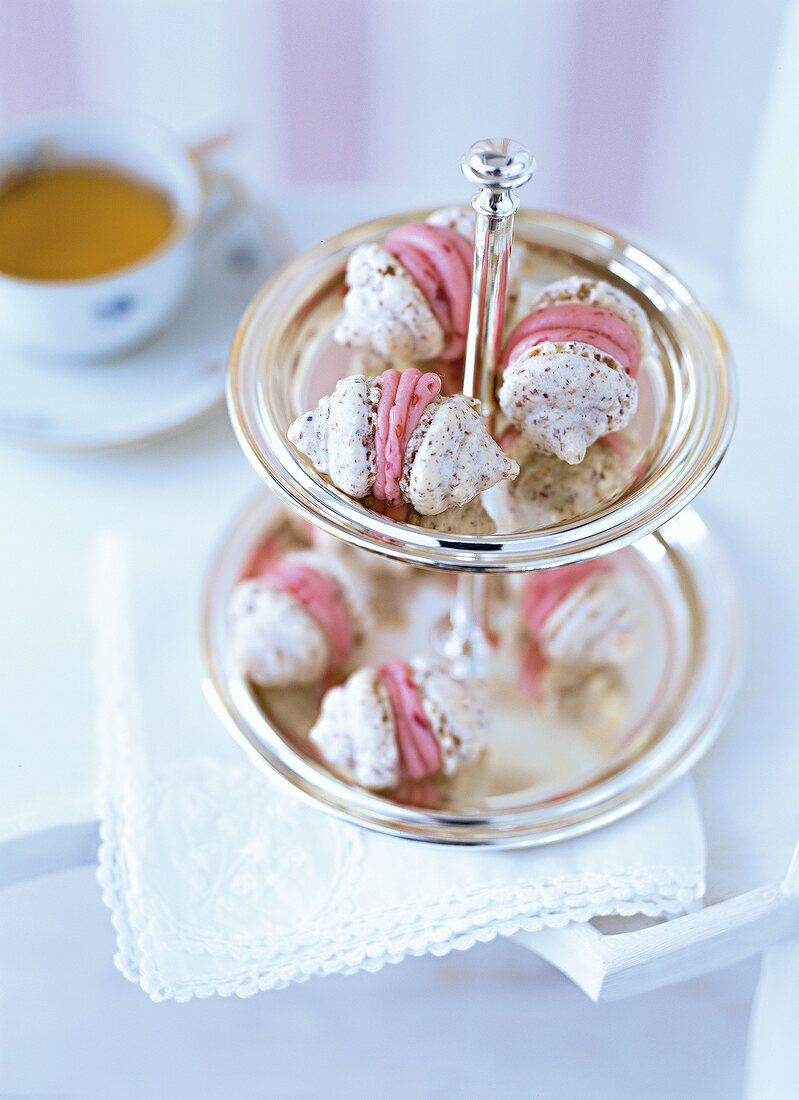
[
  {"left": 309, "top": 658, "right": 484, "bottom": 791},
  {"left": 288, "top": 366, "right": 518, "bottom": 515},
  {"left": 519, "top": 557, "right": 638, "bottom": 698},
  {"left": 498, "top": 277, "right": 652, "bottom": 464},
  {"left": 228, "top": 549, "right": 370, "bottom": 688},
  {"left": 334, "top": 219, "right": 473, "bottom": 365}
]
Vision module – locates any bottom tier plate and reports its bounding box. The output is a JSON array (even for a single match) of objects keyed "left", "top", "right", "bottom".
[{"left": 202, "top": 497, "right": 740, "bottom": 847}]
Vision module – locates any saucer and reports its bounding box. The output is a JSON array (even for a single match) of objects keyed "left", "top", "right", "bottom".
[{"left": 0, "top": 206, "right": 278, "bottom": 452}]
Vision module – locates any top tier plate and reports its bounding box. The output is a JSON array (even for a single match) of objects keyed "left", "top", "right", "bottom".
[{"left": 227, "top": 209, "right": 735, "bottom": 572}]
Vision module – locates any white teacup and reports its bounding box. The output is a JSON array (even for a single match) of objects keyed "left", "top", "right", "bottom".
[{"left": 0, "top": 114, "right": 236, "bottom": 361}]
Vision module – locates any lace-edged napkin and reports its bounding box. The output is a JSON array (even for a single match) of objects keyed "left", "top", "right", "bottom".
[{"left": 93, "top": 534, "right": 706, "bottom": 1003}]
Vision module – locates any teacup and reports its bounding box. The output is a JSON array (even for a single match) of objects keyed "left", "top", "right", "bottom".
[{"left": 0, "top": 114, "right": 237, "bottom": 360}]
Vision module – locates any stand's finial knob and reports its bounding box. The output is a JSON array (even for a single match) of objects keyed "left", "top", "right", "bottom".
[{"left": 461, "top": 138, "right": 535, "bottom": 196}]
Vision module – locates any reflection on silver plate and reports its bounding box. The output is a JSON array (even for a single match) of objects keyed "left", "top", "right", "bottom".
[{"left": 202, "top": 494, "right": 740, "bottom": 848}]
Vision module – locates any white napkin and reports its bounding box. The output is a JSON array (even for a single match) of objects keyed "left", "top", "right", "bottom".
[{"left": 93, "top": 534, "right": 706, "bottom": 1003}]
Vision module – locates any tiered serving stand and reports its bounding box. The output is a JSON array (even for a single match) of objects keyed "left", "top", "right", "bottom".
[{"left": 203, "top": 139, "right": 739, "bottom": 853}]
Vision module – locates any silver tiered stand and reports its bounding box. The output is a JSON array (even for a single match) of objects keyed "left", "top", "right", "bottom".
[
  {"left": 205, "top": 138, "right": 739, "bottom": 849},
  {"left": 204, "top": 139, "right": 799, "bottom": 1015}
]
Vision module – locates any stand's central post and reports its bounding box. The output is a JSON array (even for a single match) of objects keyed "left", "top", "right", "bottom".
[{"left": 435, "top": 139, "right": 534, "bottom": 681}]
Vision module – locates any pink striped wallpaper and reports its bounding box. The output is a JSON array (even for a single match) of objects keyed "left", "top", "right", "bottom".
[
  {"left": 0, "top": 0, "right": 789, "bottom": 269},
  {"left": 0, "top": 0, "right": 81, "bottom": 121},
  {"left": 277, "top": 0, "right": 370, "bottom": 183},
  {"left": 562, "top": 0, "right": 670, "bottom": 228}
]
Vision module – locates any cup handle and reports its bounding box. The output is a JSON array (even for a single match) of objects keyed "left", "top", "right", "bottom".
[{"left": 195, "top": 168, "right": 248, "bottom": 246}]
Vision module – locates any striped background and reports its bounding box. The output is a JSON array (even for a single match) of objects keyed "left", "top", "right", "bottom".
[{"left": 0, "top": 0, "right": 795, "bottom": 311}]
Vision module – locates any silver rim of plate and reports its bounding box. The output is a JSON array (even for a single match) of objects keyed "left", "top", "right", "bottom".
[{"left": 201, "top": 495, "right": 741, "bottom": 848}]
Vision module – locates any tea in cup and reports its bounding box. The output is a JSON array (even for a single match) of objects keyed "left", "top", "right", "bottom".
[
  {"left": 0, "top": 162, "right": 175, "bottom": 281},
  {"left": 0, "top": 114, "right": 234, "bottom": 360}
]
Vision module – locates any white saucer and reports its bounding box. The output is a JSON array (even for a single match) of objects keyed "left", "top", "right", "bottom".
[{"left": 0, "top": 207, "right": 278, "bottom": 452}]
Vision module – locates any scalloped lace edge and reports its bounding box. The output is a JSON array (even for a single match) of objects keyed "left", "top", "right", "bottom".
[{"left": 97, "top": 815, "right": 701, "bottom": 1003}]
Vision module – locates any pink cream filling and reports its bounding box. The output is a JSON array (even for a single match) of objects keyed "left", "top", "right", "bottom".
[
  {"left": 502, "top": 304, "right": 640, "bottom": 379},
  {"left": 520, "top": 639, "right": 548, "bottom": 700},
  {"left": 497, "top": 424, "right": 521, "bottom": 452},
  {"left": 424, "top": 357, "right": 464, "bottom": 397},
  {"left": 373, "top": 367, "right": 441, "bottom": 506},
  {"left": 380, "top": 660, "right": 442, "bottom": 782},
  {"left": 522, "top": 559, "right": 614, "bottom": 637},
  {"left": 242, "top": 531, "right": 297, "bottom": 581},
  {"left": 385, "top": 224, "right": 473, "bottom": 360},
  {"left": 264, "top": 560, "right": 354, "bottom": 669},
  {"left": 601, "top": 431, "right": 631, "bottom": 466}
]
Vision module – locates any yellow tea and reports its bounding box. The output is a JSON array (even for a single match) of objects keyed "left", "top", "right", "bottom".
[{"left": 0, "top": 162, "right": 175, "bottom": 280}]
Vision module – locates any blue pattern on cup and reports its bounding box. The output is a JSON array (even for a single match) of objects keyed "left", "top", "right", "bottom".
[{"left": 94, "top": 296, "right": 135, "bottom": 320}]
